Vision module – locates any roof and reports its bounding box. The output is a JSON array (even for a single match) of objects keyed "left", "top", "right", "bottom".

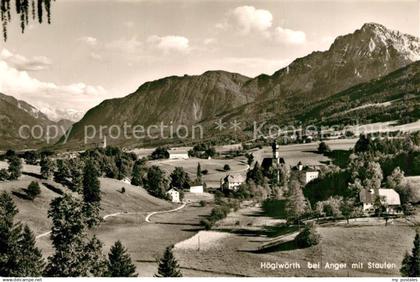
[
  {"left": 359, "top": 189, "right": 401, "bottom": 206},
  {"left": 226, "top": 174, "right": 246, "bottom": 183},
  {"left": 167, "top": 188, "right": 179, "bottom": 193}
]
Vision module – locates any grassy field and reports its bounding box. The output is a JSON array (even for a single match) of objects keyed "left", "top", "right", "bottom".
[{"left": 174, "top": 204, "right": 417, "bottom": 277}]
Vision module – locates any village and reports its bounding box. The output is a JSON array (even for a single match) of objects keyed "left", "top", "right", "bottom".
[{"left": 0, "top": 130, "right": 419, "bottom": 277}]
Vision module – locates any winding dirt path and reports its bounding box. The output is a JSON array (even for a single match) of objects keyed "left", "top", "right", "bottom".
[{"left": 35, "top": 203, "right": 187, "bottom": 240}]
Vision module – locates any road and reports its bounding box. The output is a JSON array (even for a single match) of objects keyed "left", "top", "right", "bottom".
[{"left": 35, "top": 203, "right": 188, "bottom": 240}]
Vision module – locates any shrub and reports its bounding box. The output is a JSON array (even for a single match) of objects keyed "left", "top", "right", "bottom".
[
  {"left": 295, "top": 224, "right": 320, "bottom": 248},
  {"left": 201, "top": 169, "right": 208, "bottom": 175},
  {"left": 27, "top": 181, "right": 41, "bottom": 200},
  {"left": 223, "top": 164, "right": 231, "bottom": 171},
  {"left": 200, "top": 219, "right": 213, "bottom": 230},
  {"left": 0, "top": 169, "right": 9, "bottom": 181},
  {"left": 199, "top": 200, "right": 207, "bottom": 207},
  {"left": 318, "top": 142, "right": 331, "bottom": 154},
  {"left": 121, "top": 187, "right": 126, "bottom": 194}
]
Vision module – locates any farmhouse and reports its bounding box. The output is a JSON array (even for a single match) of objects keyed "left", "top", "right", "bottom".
[
  {"left": 167, "top": 188, "right": 181, "bottom": 203},
  {"left": 304, "top": 170, "right": 320, "bottom": 184},
  {"left": 168, "top": 150, "right": 189, "bottom": 160},
  {"left": 221, "top": 174, "right": 246, "bottom": 191},
  {"left": 359, "top": 189, "right": 401, "bottom": 213},
  {"left": 189, "top": 185, "right": 204, "bottom": 193}
]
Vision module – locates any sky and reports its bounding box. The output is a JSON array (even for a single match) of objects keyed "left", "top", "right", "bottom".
[{"left": 0, "top": 0, "right": 418, "bottom": 121}]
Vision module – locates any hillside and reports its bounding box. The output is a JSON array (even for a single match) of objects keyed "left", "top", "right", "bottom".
[
  {"left": 61, "top": 23, "right": 419, "bottom": 147},
  {"left": 297, "top": 60, "right": 420, "bottom": 126},
  {"left": 0, "top": 93, "right": 75, "bottom": 150}
]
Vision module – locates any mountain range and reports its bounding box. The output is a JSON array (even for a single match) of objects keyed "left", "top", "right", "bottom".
[
  {"left": 1, "top": 22, "right": 419, "bottom": 150},
  {"left": 0, "top": 93, "right": 73, "bottom": 150}
]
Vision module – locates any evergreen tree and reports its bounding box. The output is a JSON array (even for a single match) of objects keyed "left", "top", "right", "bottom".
[
  {"left": 7, "top": 156, "right": 22, "bottom": 180},
  {"left": 131, "top": 159, "right": 145, "bottom": 186},
  {"left": 0, "top": 192, "right": 44, "bottom": 276},
  {"left": 16, "top": 225, "right": 44, "bottom": 276},
  {"left": 196, "top": 163, "right": 202, "bottom": 183},
  {"left": 400, "top": 232, "right": 420, "bottom": 277},
  {"left": 40, "top": 156, "right": 54, "bottom": 180},
  {"left": 156, "top": 246, "right": 182, "bottom": 277},
  {"left": 45, "top": 194, "right": 107, "bottom": 277},
  {"left": 54, "top": 159, "right": 70, "bottom": 184},
  {"left": 107, "top": 241, "right": 137, "bottom": 277},
  {"left": 0, "top": 0, "right": 55, "bottom": 41},
  {"left": 0, "top": 192, "right": 22, "bottom": 276},
  {"left": 83, "top": 159, "right": 101, "bottom": 203}
]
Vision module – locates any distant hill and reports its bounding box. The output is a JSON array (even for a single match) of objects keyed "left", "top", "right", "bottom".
[{"left": 0, "top": 93, "right": 73, "bottom": 150}]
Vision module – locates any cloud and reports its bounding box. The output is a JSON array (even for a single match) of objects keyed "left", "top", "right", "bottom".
[
  {"left": 0, "top": 49, "right": 52, "bottom": 71},
  {"left": 147, "top": 35, "right": 190, "bottom": 54},
  {"left": 0, "top": 49, "right": 106, "bottom": 121},
  {"left": 78, "top": 36, "right": 98, "bottom": 47},
  {"left": 106, "top": 37, "right": 142, "bottom": 53},
  {"left": 229, "top": 6, "right": 273, "bottom": 35},
  {"left": 273, "top": 27, "right": 306, "bottom": 45}
]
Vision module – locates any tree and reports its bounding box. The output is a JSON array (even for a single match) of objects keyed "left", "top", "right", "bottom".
[
  {"left": 386, "top": 167, "right": 405, "bottom": 189},
  {"left": 295, "top": 224, "right": 320, "bottom": 248},
  {"left": 131, "top": 159, "right": 145, "bottom": 186},
  {"left": 54, "top": 159, "right": 70, "bottom": 184},
  {"left": 45, "top": 194, "right": 107, "bottom": 277},
  {"left": 40, "top": 156, "right": 54, "bottom": 179},
  {"left": 27, "top": 181, "right": 41, "bottom": 200},
  {"left": 23, "top": 151, "right": 39, "bottom": 165},
  {"left": 340, "top": 199, "right": 354, "bottom": 224},
  {"left": 150, "top": 147, "right": 169, "bottom": 160},
  {"left": 400, "top": 232, "right": 420, "bottom": 277},
  {"left": 170, "top": 167, "right": 190, "bottom": 190},
  {"left": 246, "top": 162, "right": 264, "bottom": 186},
  {"left": 7, "top": 156, "right": 22, "bottom": 180},
  {"left": 83, "top": 159, "right": 101, "bottom": 204},
  {"left": 245, "top": 153, "right": 254, "bottom": 166},
  {"left": 354, "top": 134, "right": 371, "bottom": 153},
  {"left": 1, "top": 0, "right": 55, "bottom": 41},
  {"left": 16, "top": 225, "right": 44, "bottom": 276},
  {"left": 0, "top": 169, "right": 8, "bottom": 181},
  {"left": 107, "top": 241, "right": 137, "bottom": 277},
  {"left": 223, "top": 164, "right": 231, "bottom": 171},
  {"left": 0, "top": 192, "right": 22, "bottom": 276},
  {"left": 196, "top": 163, "right": 202, "bottom": 183},
  {"left": 0, "top": 192, "right": 43, "bottom": 276},
  {"left": 144, "top": 166, "right": 169, "bottom": 199},
  {"left": 318, "top": 141, "right": 331, "bottom": 154},
  {"left": 156, "top": 246, "right": 182, "bottom": 277},
  {"left": 285, "top": 181, "right": 307, "bottom": 222}
]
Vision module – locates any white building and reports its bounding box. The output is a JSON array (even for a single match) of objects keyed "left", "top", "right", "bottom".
[
  {"left": 221, "top": 174, "right": 246, "bottom": 191},
  {"left": 167, "top": 189, "right": 180, "bottom": 203},
  {"left": 169, "top": 150, "right": 189, "bottom": 160},
  {"left": 359, "top": 189, "right": 401, "bottom": 213},
  {"left": 189, "top": 185, "right": 204, "bottom": 193},
  {"left": 305, "top": 170, "right": 319, "bottom": 184}
]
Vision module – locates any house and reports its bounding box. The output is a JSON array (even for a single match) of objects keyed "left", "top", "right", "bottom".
[
  {"left": 221, "top": 174, "right": 246, "bottom": 191},
  {"left": 304, "top": 170, "right": 319, "bottom": 184},
  {"left": 189, "top": 185, "right": 204, "bottom": 194},
  {"left": 167, "top": 189, "right": 181, "bottom": 203},
  {"left": 359, "top": 189, "right": 401, "bottom": 213},
  {"left": 169, "top": 150, "right": 189, "bottom": 160}
]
